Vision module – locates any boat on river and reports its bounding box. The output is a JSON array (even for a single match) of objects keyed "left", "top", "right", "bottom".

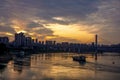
[{"left": 72, "top": 56, "right": 86, "bottom": 62}]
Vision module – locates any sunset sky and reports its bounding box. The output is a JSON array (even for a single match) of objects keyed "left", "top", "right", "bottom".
[{"left": 0, "top": 0, "right": 120, "bottom": 44}]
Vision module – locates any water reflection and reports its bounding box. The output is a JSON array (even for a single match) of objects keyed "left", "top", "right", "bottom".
[
  {"left": 0, "top": 52, "right": 120, "bottom": 80},
  {"left": 13, "top": 56, "right": 31, "bottom": 73},
  {"left": 0, "top": 64, "right": 7, "bottom": 73},
  {"left": 79, "top": 61, "right": 86, "bottom": 66},
  {"left": 0, "top": 61, "right": 10, "bottom": 80}
]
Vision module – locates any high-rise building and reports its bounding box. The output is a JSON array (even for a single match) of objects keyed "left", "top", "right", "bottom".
[
  {"left": 45, "top": 40, "right": 56, "bottom": 45},
  {"left": 14, "top": 32, "right": 25, "bottom": 47},
  {"left": 14, "top": 32, "right": 34, "bottom": 47},
  {"left": 25, "top": 37, "right": 33, "bottom": 46},
  {"left": 0, "top": 37, "right": 9, "bottom": 44}
]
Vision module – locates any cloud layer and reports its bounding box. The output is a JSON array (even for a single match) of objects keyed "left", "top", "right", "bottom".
[{"left": 0, "top": 0, "right": 120, "bottom": 44}]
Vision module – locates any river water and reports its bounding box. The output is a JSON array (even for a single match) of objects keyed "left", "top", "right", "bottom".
[{"left": 0, "top": 52, "right": 120, "bottom": 80}]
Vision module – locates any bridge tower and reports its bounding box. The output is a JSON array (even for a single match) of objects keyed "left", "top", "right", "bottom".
[{"left": 95, "top": 34, "right": 98, "bottom": 60}]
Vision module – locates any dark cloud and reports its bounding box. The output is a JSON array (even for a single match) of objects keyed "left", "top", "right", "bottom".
[
  {"left": 37, "top": 28, "right": 53, "bottom": 35},
  {"left": 27, "top": 22, "right": 53, "bottom": 34},
  {"left": 0, "top": 0, "right": 99, "bottom": 24},
  {"left": 27, "top": 22, "right": 44, "bottom": 28},
  {"left": 0, "top": 0, "right": 119, "bottom": 43},
  {"left": 33, "top": 0, "right": 99, "bottom": 24},
  {"left": 0, "top": 0, "right": 97, "bottom": 25},
  {"left": 26, "top": 22, "right": 54, "bottom": 38},
  {"left": 83, "top": 0, "right": 120, "bottom": 43},
  {"left": 0, "top": 26, "right": 15, "bottom": 33},
  {"left": 0, "top": 18, "right": 15, "bottom": 33}
]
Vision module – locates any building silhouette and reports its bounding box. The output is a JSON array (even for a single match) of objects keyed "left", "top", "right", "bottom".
[
  {"left": 14, "top": 32, "right": 35, "bottom": 47},
  {"left": 0, "top": 37, "right": 9, "bottom": 44},
  {"left": 0, "top": 32, "right": 119, "bottom": 53}
]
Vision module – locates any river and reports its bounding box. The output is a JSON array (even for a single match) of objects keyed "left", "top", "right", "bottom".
[{"left": 0, "top": 52, "right": 120, "bottom": 80}]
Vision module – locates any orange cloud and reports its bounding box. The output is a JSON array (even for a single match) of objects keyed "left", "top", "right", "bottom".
[{"left": 45, "top": 23, "right": 94, "bottom": 43}]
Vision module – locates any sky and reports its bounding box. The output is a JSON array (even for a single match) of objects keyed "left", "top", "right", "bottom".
[{"left": 0, "top": 0, "right": 120, "bottom": 44}]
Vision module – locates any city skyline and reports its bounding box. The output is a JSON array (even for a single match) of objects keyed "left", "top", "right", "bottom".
[
  {"left": 0, "top": 0, "right": 120, "bottom": 44},
  {"left": 0, "top": 32, "right": 94, "bottom": 44}
]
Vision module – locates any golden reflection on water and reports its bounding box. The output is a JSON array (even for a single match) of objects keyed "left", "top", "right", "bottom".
[
  {"left": 29, "top": 53, "right": 93, "bottom": 79},
  {"left": 29, "top": 53, "right": 95, "bottom": 80},
  {"left": 1, "top": 53, "right": 120, "bottom": 80}
]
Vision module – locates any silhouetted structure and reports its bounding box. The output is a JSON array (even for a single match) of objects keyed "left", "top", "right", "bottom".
[
  {"left": 0, "top": 37, "right": 9, "bottom": 44},
  {"left": 0, "top": 32, "right": 119, "bottom": 53},
  {"left": 0, "top": 43, "right": 8, "bottom": 55}
]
